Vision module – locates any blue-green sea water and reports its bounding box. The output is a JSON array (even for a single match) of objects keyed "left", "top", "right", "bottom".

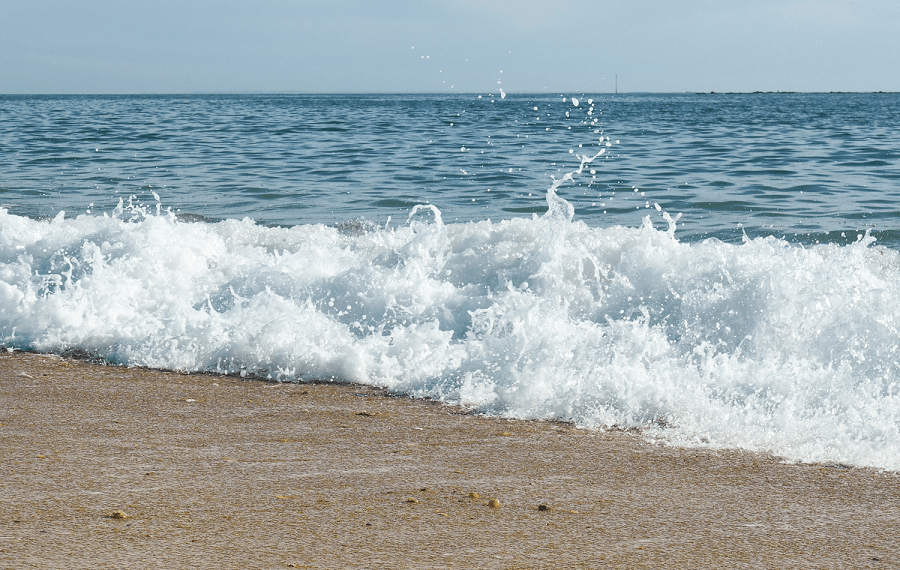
[{"left": 3, "top": 93, "right": 899, "bottom": 244}]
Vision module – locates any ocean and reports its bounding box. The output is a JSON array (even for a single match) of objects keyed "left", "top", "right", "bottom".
[{"left": 2, "top": 93, "right": 899, "bottom": 470}]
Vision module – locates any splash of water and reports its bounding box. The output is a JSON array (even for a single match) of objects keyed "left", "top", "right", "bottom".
[{"left": 1, "top": 124, "right": 899, "bottom": 471}]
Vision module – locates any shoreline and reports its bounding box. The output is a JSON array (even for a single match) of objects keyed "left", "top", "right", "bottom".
[{"left": 2, "top": 352, "right": 898, "bottom": 568}]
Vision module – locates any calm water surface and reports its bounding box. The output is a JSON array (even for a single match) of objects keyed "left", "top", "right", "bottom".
[{"left": 2, "top": 93, "right": 899, "bottom": 245}]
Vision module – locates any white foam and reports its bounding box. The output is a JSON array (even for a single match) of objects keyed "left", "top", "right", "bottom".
[{"left": 2, "top": 195, "right": 899, "bottom": 470}]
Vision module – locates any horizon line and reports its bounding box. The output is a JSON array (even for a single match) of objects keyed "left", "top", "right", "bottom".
[{"left": 2, "top": 90, "right": 898, "bottom": 96}]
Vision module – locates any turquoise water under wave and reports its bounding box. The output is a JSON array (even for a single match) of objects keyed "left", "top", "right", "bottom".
[
  {"left": 2, "top": 93, "right": 900, "bottom": 470},
  {"left": 2, "top": 93, "right": 900, "bottom": 245}
]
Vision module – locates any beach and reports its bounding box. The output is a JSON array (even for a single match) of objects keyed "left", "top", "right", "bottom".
[{"left": 1, "top": 352, "right": 897, "bottom": 569}]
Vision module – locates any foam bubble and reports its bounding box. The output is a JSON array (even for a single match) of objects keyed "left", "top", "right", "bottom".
[{"left": 2, "top": 194, "right": 899, "bottom": 470}]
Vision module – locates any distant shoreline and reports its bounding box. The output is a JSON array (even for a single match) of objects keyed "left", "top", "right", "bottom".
[{"left": 2, "top": 90, "right": 898, "bottom": 96}]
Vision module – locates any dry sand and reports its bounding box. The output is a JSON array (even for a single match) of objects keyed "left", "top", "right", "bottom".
[{"left": 1, "top": 351, "right": 898, "bottom": 569}]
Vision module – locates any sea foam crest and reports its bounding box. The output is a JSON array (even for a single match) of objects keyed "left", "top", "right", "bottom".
[{"left": 1, "top": 192, "right": 899, "bottom": 470}]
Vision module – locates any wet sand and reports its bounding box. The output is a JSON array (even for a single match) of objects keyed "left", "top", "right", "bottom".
[{"left": 1, "top": 352, "right": 898, "bottom": 569}]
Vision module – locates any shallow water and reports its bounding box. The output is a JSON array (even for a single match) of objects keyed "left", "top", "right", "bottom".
[{"left": 2, "top": 93, "right": 900, "bottom": 470}]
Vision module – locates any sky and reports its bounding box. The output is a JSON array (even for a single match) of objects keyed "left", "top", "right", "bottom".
[{"left": 1, "top": 0, "right": 898, "bottom": 94}]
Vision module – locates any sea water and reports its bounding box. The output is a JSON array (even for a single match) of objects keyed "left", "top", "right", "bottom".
[{"left": 2, "top": 93, "right": 899, "bottom": 470}]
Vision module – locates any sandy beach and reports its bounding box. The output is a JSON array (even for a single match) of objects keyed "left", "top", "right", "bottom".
[{"left": 1, "top": 351, "right": 897, "bottom": 569}]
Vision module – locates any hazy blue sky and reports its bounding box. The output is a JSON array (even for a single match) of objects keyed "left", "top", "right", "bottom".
[{"left": 2, "top": 0, "right": 898, "bottom": 93}]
